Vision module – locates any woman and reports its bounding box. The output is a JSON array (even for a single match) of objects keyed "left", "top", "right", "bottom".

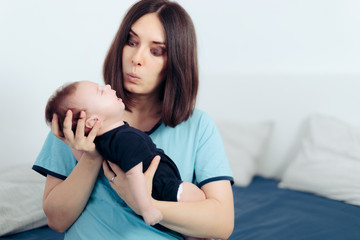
[{"left": 33, "top": 0, "right": 234, "bottom": 239}]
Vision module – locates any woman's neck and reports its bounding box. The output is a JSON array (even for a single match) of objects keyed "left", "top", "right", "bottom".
[{"left": 124, "top": 94, "right": 162, "bottom": 132}]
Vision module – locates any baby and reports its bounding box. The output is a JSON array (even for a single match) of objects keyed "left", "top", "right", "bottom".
[{"left": 45, "top": 80, "right": 206, "bottom": 227}]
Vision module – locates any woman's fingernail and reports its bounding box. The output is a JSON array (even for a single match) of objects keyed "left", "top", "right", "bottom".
[{"left": 80, "top": 111, "right": 85, "bottom": 118}]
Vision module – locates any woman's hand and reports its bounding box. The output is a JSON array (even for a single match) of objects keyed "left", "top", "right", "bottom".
[
  {"left": 71, "top": 148, "right": 84, "bottom": 162},
  {"left": 52, "top": 110, "right": 101, "bottom": 158},
  {"left": 102, "top": 155, "right": 161, "bottom": 214}
]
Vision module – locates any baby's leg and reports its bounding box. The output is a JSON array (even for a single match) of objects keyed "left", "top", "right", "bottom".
[
  {"left": 178, "top": 182, "right": 212, "bottom": 240},
  {"left": 126, "top": 163, "right": 162, "bottom": 225}
]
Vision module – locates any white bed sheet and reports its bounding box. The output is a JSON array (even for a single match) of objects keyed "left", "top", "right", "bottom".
[{"left": 0, "top": 164, "right": 47, "bottom": 236}]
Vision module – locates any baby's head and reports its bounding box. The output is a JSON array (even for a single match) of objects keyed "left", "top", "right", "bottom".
[
  {"left": 45, "top": 81, "right": 81, "bottom": 134},
  {"left": 45, "top": 81, "right": 125, "bottom": 135}
]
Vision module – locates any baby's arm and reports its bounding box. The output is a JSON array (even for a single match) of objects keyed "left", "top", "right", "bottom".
[{"left": 126, "top": 162, "right": 162, "bottom": 225}]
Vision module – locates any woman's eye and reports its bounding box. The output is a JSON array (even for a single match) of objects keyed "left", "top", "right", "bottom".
[
  {"left": 151, "top": 47, "right": 166, "bottom": 57},
  {"left": 127, "top": 37, "right": 137, "bottom": 47}
]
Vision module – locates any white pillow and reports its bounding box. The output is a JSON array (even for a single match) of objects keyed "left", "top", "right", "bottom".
[
  {"left": 279, "top": 114, "right": 360, "bottom": 206},
  {"left": 216, "top": 121, "right": 273, "bottom": 186},
  {"left": 0, "top": 164, "right": 47, "bottom": 236}
]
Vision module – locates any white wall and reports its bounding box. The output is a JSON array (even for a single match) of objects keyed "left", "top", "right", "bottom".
[{"left": 1, "top": 0, "right": 359, "bottom": 175}]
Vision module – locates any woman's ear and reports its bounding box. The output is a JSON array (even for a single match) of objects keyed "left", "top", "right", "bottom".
[{"left": 85, "top": 115, "right": 100, "bottom": 129}]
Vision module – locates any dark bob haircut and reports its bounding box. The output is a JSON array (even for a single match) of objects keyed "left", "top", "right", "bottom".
[{"left": 103, "top": 0, "right": 198, "bottom": 127}]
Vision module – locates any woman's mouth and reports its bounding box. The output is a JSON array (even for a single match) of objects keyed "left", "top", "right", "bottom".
[{"left": 127, "top": 73, "right": 140, "bottom": 82}]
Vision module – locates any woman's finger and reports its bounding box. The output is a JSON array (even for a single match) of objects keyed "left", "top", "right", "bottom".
[
  {"left": 63, "top": 110, "right": 75, "bottom": 141},
  {"left": 144, "top": 155, "right": 160, "bottom": 195},
  {"left": 107, "top": 160, "right": 126, "bottom": 178},
  {"left": 102, "top": 160, "right": 114, "bottom": 178},
  {"left": 75, "top": 111, "right": 86, "bottom": 138},
  {"left": 51, "top": 113, "right": 64, "bottom": 139},
  {"left": 144, "top": 155, "right": 160, "bottom": 180},
  {"left": 87, "top": 120, "right": 101, "bottom": 142}
]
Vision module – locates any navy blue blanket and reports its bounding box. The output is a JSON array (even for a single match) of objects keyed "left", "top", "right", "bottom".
[
  {"left": 230, "top": 177, "right": 360, "bottom": 240},
  {"left": 0, "top": 226, "right": 63, "bottom": 240}
]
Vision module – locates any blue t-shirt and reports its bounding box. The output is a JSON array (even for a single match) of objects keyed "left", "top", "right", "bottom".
[{"left": 33, "top": 108, "right": 233, "bottom": 240}]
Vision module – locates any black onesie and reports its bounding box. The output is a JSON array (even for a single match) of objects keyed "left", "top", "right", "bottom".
[{"left": 94, "top": 122, "right": 182, "bottom": 201}]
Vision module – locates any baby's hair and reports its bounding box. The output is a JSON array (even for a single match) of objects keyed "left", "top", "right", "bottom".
[{"left": 45, "top": 82, "right": 82, "bottom": 135}]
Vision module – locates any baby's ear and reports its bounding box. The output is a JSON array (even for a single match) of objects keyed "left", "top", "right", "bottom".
[{"left": 85, "top": 115, "right": 100, "bottom": 129}]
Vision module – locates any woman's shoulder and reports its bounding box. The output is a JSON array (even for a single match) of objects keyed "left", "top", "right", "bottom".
[
  {"left": 151, "top": 108, "right": 218, "bottom": 142},
  {"left": 159, "top": 108, "right": 218, "bottom": 138},
  {"left": 186, "top": 108, "right": 214, "bottom": 124},
  {"left": 158, "top": 108, "right": 217, "bottom": 135},
  {"left": 182, "top": 108, "right": 217, "bottom": 131}
]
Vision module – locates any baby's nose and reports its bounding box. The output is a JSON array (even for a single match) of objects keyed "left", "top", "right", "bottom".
[{"left": 105, "top": 84, "right": 111, "bottom": 90}]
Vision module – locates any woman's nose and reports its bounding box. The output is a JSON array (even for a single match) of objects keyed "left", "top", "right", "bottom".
[{"left": 131, "top": 48, "right": 144, "bottom": 66}]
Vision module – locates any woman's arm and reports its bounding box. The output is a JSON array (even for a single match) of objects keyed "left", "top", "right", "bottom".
[
  {"left": 43, "top": 153, "right": 102, "bottom": 232},
  {"left": 43, "top": 111, "right": 103, "bottom": 232},
  {"left": 154, "top": 180, "right": 234, "bottom": 239},
  {"left": 103, "top": 159, "right": 234, "bottom": 239}
]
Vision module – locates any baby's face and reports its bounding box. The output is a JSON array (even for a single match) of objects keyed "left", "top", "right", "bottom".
[{"left": 73, "top": 81, "right": 125, "bottom": 120}]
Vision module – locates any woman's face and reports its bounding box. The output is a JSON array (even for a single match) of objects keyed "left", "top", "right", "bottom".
[{"left": 122, "top": 13, "right": 167, "bottom": 97}]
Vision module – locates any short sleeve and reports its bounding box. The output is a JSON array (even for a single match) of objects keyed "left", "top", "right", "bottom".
[
  {"left": 194, "top": 113, "right": 234, "bottom": 187},
  {"left": 32, "top": 131, "right": 77, "bottom": 180},
  {"left": 104, "top": 131, "right": 154, "bottom": 173}
]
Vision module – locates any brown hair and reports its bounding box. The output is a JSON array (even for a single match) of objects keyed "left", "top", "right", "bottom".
[
  {"left": 45, "top": 82, "right": 82, "bottom": 134},
  {"left": 103, "top": 0, "right": 198, "bottom": 127}
]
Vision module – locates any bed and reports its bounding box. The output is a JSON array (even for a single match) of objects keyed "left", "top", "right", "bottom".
[
  {"left": 2, "top": 176, "right": 360, "bottom": 240},
  {"left": 2, "top": 77, "right": 360, "bottom": 239}
]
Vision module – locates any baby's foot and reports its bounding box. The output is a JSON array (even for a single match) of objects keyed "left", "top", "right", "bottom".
[{"left": 142, "top": 207, "right": 163, "bottom": 225}]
